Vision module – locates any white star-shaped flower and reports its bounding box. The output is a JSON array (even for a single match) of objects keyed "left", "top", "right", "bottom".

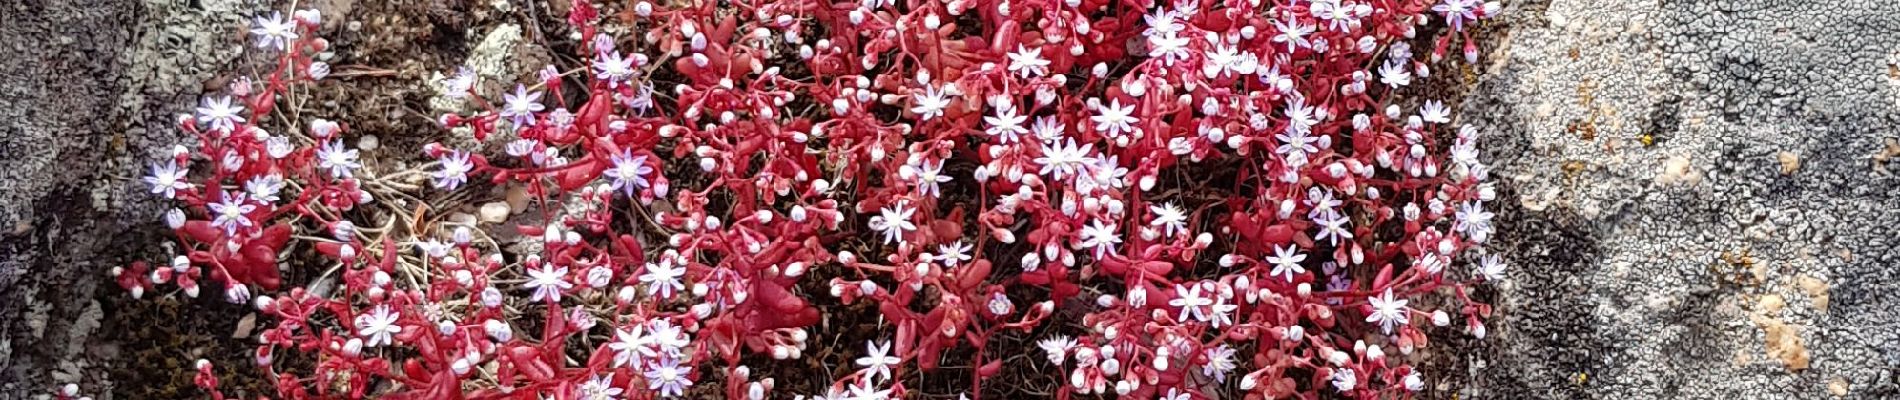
[
  {"left": 609, "top": 324, "right": 655, "bottom": 367},
  {"left": 1037, "top": 335, "right": 1076, "bottom": 365},
  {"left": 1149, "top": 202, "right": 1188, "bottom": 238},
  {"left": 1143, "top": 8, "right": 1183, "bottom": 37},
  {"left": 244, "top": 174, "right": 284, "bottom": 203},
  {"left": 1169, "top": 283, "right": 1214, "bottom": 322},
  {"left": 1148, "top": 33, "right": 1191, "bottom": 65},
  {"left": 910, "top": 160, "right": 953, "bottom": 199},
  {"left": 846, "top": 378, "right": 893, "bottom": 400},
  {"left": 1284, "top": 96, "right": 1319, "bottom": 133},
  {"left": 984, "top": 103, "right": 1030, "bottom": 143},
  {"left": 1037, "top": 139, "right": 1096, "bottom": 182},
  {"left": 1202, "top": 39, "right": 1258, "bottom": 78},
  {"left": 1209, "top": 295, "right": 1238, "bottom": 328},
  {"left": 608, "top": 151, "right": 654, "bottom": 197},
  {"left": 578, "top": 373, "right": 624, "bottom": 400},
  {"left": 1091, "top": 99, "right": 1138, "bottom": 139},
  {"left": 195, "top": 96, "right": 246, "bottom": 134},
  {"left": 441, "top": 67, "right": 478, "bottom": 99},
  {"left": 434, "top": 151, "right": 474, "bottom": 190},
  {"left": 144, "top": 162, "right": 190, "bottom": 199},
  {"left": 1031, "top": 116, "right": 1066, "bottom": 142},
  {"left": 910, "top": 85, "right": 952, "bottom": 120},
  {"left": 1006, "top": 45, "right": 1051, "bottom": 78},
  {"left": 1266, "top": 244, "right": 1308, "bottom": 282},
  {"left": 500, "top": 85, "right": 546, "bottom": 128},
  {"left": 317, "top": 140, "right": 361, "bottom": 179},
  {"left": 1315, "top": 211, "right": 1354, "bottom": 246},
  {"left": 1202, "top": 344, "right": 1237, "bottom": 382},
  {"left": 1274, "top": 127, "right": 1320, "bottom": 164},
  {"left": 523, "top": 265, "right": 572, "bottom": 303},
  {"left": 593, "top": 51, "right": 638, "bottom": 87},
  {"left": 1434, "top": 0, "right": 1480, "bottom": 32},
  {"left": 645, "top": 356, "right": 694, "bottom": 397},
  {"left": 1475, "top": 253, "right": 1507, "bottom": 281},
  {"left": 1307, "top": 188, "right": 1343, "bottom": 218},
  {"left": 1311, "top": 0, "right": 1360, "bottom": 32},
  {"left": 1272, "top": 17, "right": 1315, "bottom": 53},
  {"left": 1078, "top": 219, "right": 1122, "bottom": 258},
  {"left": 646, "top": 319, "right": 691, "bottom": 355},
  {"left": 1379, "top": 60, "right": 1413, "bottom": 88},
  {"left": 354, "top": 304, "right": 402, "bottom": 347},
  {"left": 207, "top": 191, "right": 256, "bottom": 235},
  {"left": 936, "top": 241, "right": 972, "bottom": 267},
  {"left": 250, "top": 11, "right": 299, "bottom": 51},
  {"left": 1366, "top": 288, "right": 1410, "bottom": 334},
  {"left": 641, "top": 260, "right": 686, "bottom": 299},
  {"left": 854, "top": 340, "right": 902, "bottom": 383},
  {"left": 868, "top": 202, "right": 918, "bottom": 245},
  {"left": 1333, "top": 368, "right": 1358, "bottom": 392},
  {"left": 1455, "top": 200, "right": 1494, "bottom": 242},
  {"left": 1421, "top": 100, "right": 1452, "bottom": 124}
]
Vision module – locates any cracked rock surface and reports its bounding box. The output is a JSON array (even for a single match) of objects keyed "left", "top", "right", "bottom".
[{"left": 1464, "top": 0, "right": 1900, "bottom": 398}]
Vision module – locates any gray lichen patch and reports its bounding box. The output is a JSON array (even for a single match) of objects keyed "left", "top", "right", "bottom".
[
  {"left": 2, "top": 0, "right": 262, "bottom": 397},
  {"left": 429, "top": 23, "right": 529, "bottom": 115},
  {"left": 1459, "top": 0, "right": 1900, "bottom": 398},
  {"left": 429, "top": 23, "right": 551, "bottom": 151}
]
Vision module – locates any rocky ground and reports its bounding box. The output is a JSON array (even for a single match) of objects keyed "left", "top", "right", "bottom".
[{"left": 4, "top": 0, "right": 1900, "bottom": 398}]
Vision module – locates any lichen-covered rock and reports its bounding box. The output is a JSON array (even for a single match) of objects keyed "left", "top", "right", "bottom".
[
  {"left": 429, "top": 23, "right": 548, "bottom": 151},
  {"left": 1464, "top": 0, "right": 1900, "bottom": 398},
  {"left": 1, "top": 0, "right": 255, "bottom": 397}
]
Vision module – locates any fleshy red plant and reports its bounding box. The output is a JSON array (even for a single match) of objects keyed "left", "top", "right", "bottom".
[{"left": 108, "top": 0, "right": 1506, "bottom": 398}]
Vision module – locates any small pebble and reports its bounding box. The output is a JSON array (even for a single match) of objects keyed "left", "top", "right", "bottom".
[
  {"left": 357, "top": 135, "right": 380, "bottom": 151},
  {"left": 479, "top": 202, "right": 511, "bottom": 224}
]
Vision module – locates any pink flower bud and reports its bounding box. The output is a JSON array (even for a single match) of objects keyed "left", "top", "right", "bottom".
[
  {"left": 484, "top": 320, "right": 512, "bottom": 342},
  {"left": 253, "top": 295, "right": 274, "bottom": 311},
  {"left": 310, "top": 119, "right": 340, "bottom": 139},
  {"left": 225, "top": 284, "right": 250, "bottom": 304},
  {"left": 481, "top": 287, "right": 503, "bottom": 308},
  {"left": 747, "top": 382, "right": 767, "bottom": 400},
  {"left": 342, "top": 338, "right": 363, "bottom": 357},
  {"left": 585, "top": 266, "right": 612, "bottom": 288},
  {"left": 164, "top": 208, "right": 186, "bottom": 229}
]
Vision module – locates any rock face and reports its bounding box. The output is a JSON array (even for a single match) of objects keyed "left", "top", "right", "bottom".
[
  {"left": 1465, "top": 0, "right": 1900, "bottom": 398},
  {"left": 0, "top": 0, "right": 249, "bottom": 396}
]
